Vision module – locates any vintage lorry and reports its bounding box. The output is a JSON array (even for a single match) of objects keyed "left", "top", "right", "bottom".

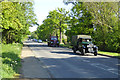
[
  {"left": 71, "top": 35, "right": 98, "bottom": 56},
  {"left": 48, "top": 36, "right": 59, "bottom": 47}
]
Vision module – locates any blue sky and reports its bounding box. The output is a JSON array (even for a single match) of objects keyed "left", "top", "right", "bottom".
[{"left": 29, "top": 0, "right": 73, "bottom": 32}]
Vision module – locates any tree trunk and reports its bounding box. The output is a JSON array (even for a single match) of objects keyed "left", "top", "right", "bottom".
[
  {"left": 60, "top": 27, "right": 62, "bottom": 43},
  {"left": 8, "top": 32, "right": 10, "bottom": 44},
  {"left": 59, "top": 21, "right": 63, "bottom": 44}
]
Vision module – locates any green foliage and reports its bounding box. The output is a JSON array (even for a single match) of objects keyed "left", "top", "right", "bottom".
[
  {"left": 1, "top": 1, "right": 37, "bottom": 44},
  {"left": 84, "top": 2, "right": 120, "bottom": 52},
  {"left": 64, "top": 1, "right": 120, "bottom": 52},
  {"left": 36, "top": 8, "right": 69, "bottom": 42},
  {"left": 31, "top": 31, "right": 38, "bottom": 39},
  {"left": 60, "top": 43, "right": 72, "bottom": 49},
  {"left": 34, "top": 1, "right": 120, "bottom": 52},
  {"left": 65, "top": 2, "right": 93, "bottom": 43},
  {"left": 1, "top": 43, "right": 22, "bottom": 78}
]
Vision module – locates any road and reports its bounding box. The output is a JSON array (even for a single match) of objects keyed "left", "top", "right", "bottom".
[{"left": 24, "top": 40, "right": 119, "bottom": 78}]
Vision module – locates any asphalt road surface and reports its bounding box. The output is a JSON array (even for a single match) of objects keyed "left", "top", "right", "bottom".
[{"left": 24, "top": 40, "right": 119, "bottom": 78}]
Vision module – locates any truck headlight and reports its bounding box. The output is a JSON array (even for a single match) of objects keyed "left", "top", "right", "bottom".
[
  {"left": 94, "top": 45, "right": 96, "bottom": 47},
  {"left": 94, "top": 45, "right": 98, "bottom": 49},
  {"left": 96, "top": 46, "right": 98, "bottom": 49}
]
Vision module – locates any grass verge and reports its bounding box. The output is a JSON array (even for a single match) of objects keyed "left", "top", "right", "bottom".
[
  {"left": 98, "top": 51, "right": 119, "bottom": 57},
  {"left": 1, "top": 43, "right": 22, "bottom": 78},
  {"left": 60, "top": 44, "right": 73, "bottom": 49}
]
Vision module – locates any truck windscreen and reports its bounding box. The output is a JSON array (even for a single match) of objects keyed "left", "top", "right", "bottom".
[{"left": 51, "top": 38, "right": 57, "bottom": 40}]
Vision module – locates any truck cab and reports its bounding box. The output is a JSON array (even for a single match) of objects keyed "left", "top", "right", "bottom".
[
  {"left": 48, "top": 36, "right": 59, "bottom": 47},
  {"left": 72, "top": 35, "right": 98, "bottom": 56}
]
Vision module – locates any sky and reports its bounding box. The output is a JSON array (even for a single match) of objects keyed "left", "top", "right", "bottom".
[{"left": 29, "top": 0, "right": 73, "bottom": 32}]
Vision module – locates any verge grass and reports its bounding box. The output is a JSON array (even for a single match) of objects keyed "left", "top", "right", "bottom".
[
  {"left": 60, "top": 44, "right": 73, "bottom": 49},
  {"left": 98, "top": 51, "right": 119, "bottom": 57},
  {"left": 1, "top": 43, "right": 22, "bottom": 78}
]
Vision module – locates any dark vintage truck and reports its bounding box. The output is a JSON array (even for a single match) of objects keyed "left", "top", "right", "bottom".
[
  {"left": 71, "top": 35, "right": 98, "bottom": 56},
  {"left": 48, "top": 36, "right": 59, "bottom": 47}
]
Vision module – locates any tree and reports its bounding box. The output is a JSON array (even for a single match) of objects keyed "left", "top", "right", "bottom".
[
  {"left": 84, "top": 2, "right": 119, "bottom": 52},
  {"left": 65, "top": 2, "right": 93, "bottom": 42},
  {"left": 31, "top": 31, "right": 38, "bottom": 39},
  {"left": 1, "top": 1, "right": 37, "bottom": 44},
  {"left": 37, "top": 8, "right": 69, "bottom": 43},
  {"left": 36, "top": 23, "right": 54, "bottom": 40},
  {"left": 64, "top": 1, "right": 120, "bottom": 52},
  {"left": 47, "top": 8, "right": 69, "bottom": 43}
]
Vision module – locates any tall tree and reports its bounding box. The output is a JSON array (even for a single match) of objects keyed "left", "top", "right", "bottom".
[
  {"left": 65, "top": 2, "right": 93, "bottom": 42},
  {"left": 1, "top": 1, "right": 37, "bottom": 43},
  {"left": 37, "top": 8, "right": 69, "bottom": 43},
  {"left": 64, "top": 1, "right": 120, "bottom": 52},
  {"left": 84, "top": 2, "right": 119, "bottom": 52},
  {"left": 47, "top": 8, "right": 69, "bottom": 43}
]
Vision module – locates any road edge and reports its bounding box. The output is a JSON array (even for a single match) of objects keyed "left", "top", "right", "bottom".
[{"left": 27, "top": 45, "right": 55, "bottom": 78}]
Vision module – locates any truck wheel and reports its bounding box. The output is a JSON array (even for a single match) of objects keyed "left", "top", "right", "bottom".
[
  {"left": 48, "top": 43, "right": 50, "bottom": 46},
  {"left": 81, "top": 49, "right": 85, "bottom": 55},
  {"left": 94, "top": 51, "right": 97, "bottom": 56},
  {"left": 73, "top": 47, "right": 76, "bottom": 53},
  {"left": 74, "top": 50, "right": 76, "bottom": 53}
]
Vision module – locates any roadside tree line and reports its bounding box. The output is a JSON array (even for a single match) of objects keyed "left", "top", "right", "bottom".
[
  {"left": 36, "top": 8, "right": 69, "bottom": 43},
  {"left": 1, "top": 1, "right": 37, "bottom": 44},
  {"left": 35, "top": 1, "right": 120, "bottom": 52}
]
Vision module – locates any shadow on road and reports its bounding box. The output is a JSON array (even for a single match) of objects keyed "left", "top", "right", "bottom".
[
  {"left": 24, "top": 43, "right": 48, "bottom": 47},
  {"left": 51, "top": 51, "right": 79, "bottom": 55},
  {"left": 21, "top": 42, "right": 119, "bottom": 78},
  {"left": 50, "top": 51, "right": 94, "bottom": 56},
  {"left": 28, "top": 44, "right": 48, "bottom": 47},
  {"left": 22, "top": 56, "right": 118, "bottom": 79}
]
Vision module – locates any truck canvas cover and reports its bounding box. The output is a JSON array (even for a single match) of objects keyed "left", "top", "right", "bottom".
[
  {"left": 71, "top": 35, "right": 91, "bottom": 46},
  {"left": 72, "top": 35, "right": 91, "bottom": 39}
]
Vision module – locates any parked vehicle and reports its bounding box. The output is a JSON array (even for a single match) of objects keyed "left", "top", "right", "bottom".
[
  {"left": 71, "top": 35, "right": 98, "bottom": 56},
  {"left": 38, "top": 39, "right": 42, "bottom": 43},
  {"left": 33, "top": 39, "right": 37, "bottom": 42},
  {"left": 48, "top": 36, "right": 59, "bottom": 47}
]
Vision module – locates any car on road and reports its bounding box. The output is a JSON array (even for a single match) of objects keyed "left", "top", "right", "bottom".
[
  {"left": 33, "top": 39, "right": 38, "bottom": 42},
  {"left": 71, "top": 35, "right": 98, "bottom": 56},
  {"left": 38, "top": 39, "right": 42, "bottom": 43}
]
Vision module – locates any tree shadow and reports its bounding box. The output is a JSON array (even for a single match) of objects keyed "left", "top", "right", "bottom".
[
  {"left": 50, "top": 51, "right": 80, "bottom": 55},
  {"left": 18, "top": 56, "right": 119, "bottom": 79},
  {"left": 50, "top": 51, "right": 94, "bottom": 56},
  {"left": 39, "top": 56, "right": 118, "bottom": 78},
  {"left": 25, "top": 44, "right": 48, "bottom": 48}
]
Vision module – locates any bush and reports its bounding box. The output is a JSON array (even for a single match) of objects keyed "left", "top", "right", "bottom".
[{"left": 63, "top": 39, "right": 67, "bottom": 45}]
